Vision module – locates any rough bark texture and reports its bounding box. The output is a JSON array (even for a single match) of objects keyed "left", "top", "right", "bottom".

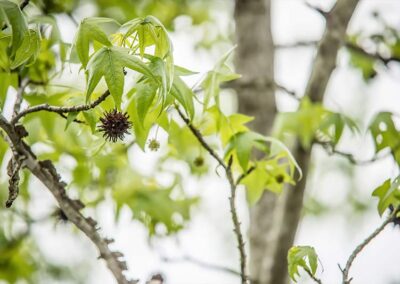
[
  {"left": 233, "top": 0, "right": 360, "bottom": 283},
  {"left": 233, "top": 0, "right": 276, "bottom": 280},
  {"left": 0, "top": 116, "right": 135, "bottom": 284}
]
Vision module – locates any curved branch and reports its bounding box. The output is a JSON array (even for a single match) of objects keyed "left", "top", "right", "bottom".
[
  {"left": 12, "top": 90, "right": 111, "bottom": 124},
  {"left": 175, "top": 107, "right": 249, "bottom": 284},
  {"left": 0, "top": 114, "right": 135, "bottom": 284},
  {"left": 341, "top": 207, "right": 399, "bottom": 284}
]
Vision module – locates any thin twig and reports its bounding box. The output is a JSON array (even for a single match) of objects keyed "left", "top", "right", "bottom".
[
  {"left": 236, "top": 165, "right": 256, "bottom": 185},
  {"left": 315, "top": 140, "right": 400, "bottom": 166},
  {"left": 341, "top": 207, "right": 399, "bottom": 284},
  {"left": 12, "top": 90, "right": 110, "bottom": 124},
  {"left": 162, "top": 255, "right": 242, "bottom": 278},
  {"left": 304, "top": 267, "right": 323, "bottom": 284},
  {"left": 175, "top": 106, "right": 248, "bottom": 284},
  {"left": 12, "top": 77, "right": 29, "bottom": 118}
]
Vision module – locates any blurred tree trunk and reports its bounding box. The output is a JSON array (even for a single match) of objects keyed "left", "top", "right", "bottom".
[
  {"left": 233, "top": 0, "right": 360, "bottom": 283},
  {"left": 233, "top": 0, "right": 277, "bottom": 282}
]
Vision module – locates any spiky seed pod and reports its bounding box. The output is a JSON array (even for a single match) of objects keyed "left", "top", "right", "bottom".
[
  {"left": 98, "top": 109, "right": 132, "bottom": 143},
  {"left": 148, "top": 138, "right": 160, "bottom": 151}
]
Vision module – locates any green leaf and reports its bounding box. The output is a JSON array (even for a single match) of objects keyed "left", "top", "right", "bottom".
[
  {"left": 201, "top": 46, "right": 240, "bottom": 110},
  {"left": 171, "top": 76, "right": 195, "bottom": 120},
  {"left": 372, "top": 177, "right": 400, "bottom": 216},
  {"left": 64, "top": 112, "right": 79, "bottom": 130},
  {"left": 201, "top": 106, "right": 252, "bottom": 146},
  {"left": 0, "top": 71, "right": 17, "bottom": 109},
  {"left": 86, "top": 46, "right": 156, "bottom": 107},
  {"left": 134, "top": 81, "right": 158, "bottom": 126},
  {"left": 224, "top": 131, "right": 266, "bottom": 171},
  {"left": 113, "top": 176, "right": 198, "bottom": 235},
  {"left": 74, "top": 17, "right": 119, "bottom": 68},
  {"left": 11, "top": 29, "right": 40, "bottom": 69},
  {"left": 288, "top": 246, "right": 318, "bottom": 282},
  {"left": 0, "top": 0, "right": 28, "bottom": 54}
]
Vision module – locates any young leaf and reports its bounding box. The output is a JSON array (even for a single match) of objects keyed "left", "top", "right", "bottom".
[
  {"left": 201, "top": 46, "right": 240, "bottom": 110},
  {"left": 171, "top": 76, "right": 195, "bottom": 120},
  {"left": 86, "top": 46, "right": 156, "bottom": 107},
  {"left": 74, "top": 17, "right": 119, "bottom": 68},
  {"left": 0, "top": 0, "right": 28, "bottom": 54},
  {"left": 287, "top": 246, "right": 319, "bottom": 282},
  {"left": 11, "top": 29, "right": 40, "bottom": 69},
  {"left": 224, "top": 131, "right": 266, "bottom": 171},
  {"left": 372, "top": 177, "right": 400, "bottom": 216},
  {"left": 369, "top": 112, "right": 400, "bottom": 165}
]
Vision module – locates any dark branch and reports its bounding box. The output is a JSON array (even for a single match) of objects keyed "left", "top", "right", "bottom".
[
  {"left": 0, "top": 114, "right": 135, "bottom": 284},
  {"left": 341, "top": 207, "right": 399, "bottom": 284},
  {"left": 12, "top": 90, "right": 110, "bottom": 124},
  {"left": 175, "top": 106, "right": 249, "bottom": 284},
  {"left": 315, "top": 140, "right": 399, "bottom": 166}
]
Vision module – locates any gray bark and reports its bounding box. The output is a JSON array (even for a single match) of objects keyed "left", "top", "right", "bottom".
[
  {"left": 233, "top": 0, "right": 360, "bottom": 283},
  {"left": 233, "top": 0, "right": 276, "bottom": 280}
]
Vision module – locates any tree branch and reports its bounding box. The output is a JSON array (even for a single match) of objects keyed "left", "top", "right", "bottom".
[
  {"left": 11, "top": 90, "right": 111, "bottom": 124},
  {"left": 260, "top": 1, "right": 361, "bottom": 284},
  {"left": 0, "top": 114, "right": 135, "bottom": 284},
  {"left": 341, "top": 207, "right": 399, "bottom": 284},
  {"left": 175, "top": 106, "right": 249, "bottom": 284},
  {"left": 162, "top": 254, "right": 243, "bottom": 278},
  {"left": 13, "top": 77, "right": 29, "bottom": 119},
  {"left": 314, "top": 140, "right": 399, "bottom": 166},
  {"left": 304, "top": 267, "right": 323, "bottom": 284}
]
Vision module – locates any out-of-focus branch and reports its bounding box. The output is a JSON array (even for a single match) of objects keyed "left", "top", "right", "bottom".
[
  {"left": 0, "top": 114, "right": 135, "bottom": 284},
  {"left": 12, "top": 90, "right": 111, "bottom": 124},
  {"left": 275, "top": 40, "right": 318, "bottom": 49},
  {"left": 341, "top": 207, "right": 399, "bottom": 284},
  {"left": 261, "top": 1, "right": 361, "bottom": 284},
  {"left": 225, "top": 80, "right": 300, "bottom": 100},
  {"left": 162, "top": 254, "right": 243, "bottom": 278},
  {"left": 304, "top": 267, "right": 323, "bottom": 284},
  {"left": 315, "top": 140, "right": 399, "bottom": 166},
  {"left": 175, "top": 106, "right": 249, "bottom": 284}
]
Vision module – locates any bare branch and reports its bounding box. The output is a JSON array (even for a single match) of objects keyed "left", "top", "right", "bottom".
[
  {"left": 275, "top": 40, "right": 318, "bottom": 49},
  {"left": 13, "top": 77, "right": 29, "bottom": 118},
  {"left": 304, "top": 2, "right": 328, "bottom": 18},
  {"left": 0, "top": 114, "right": 135, "bottom": 284},
  {"left": 304, "top": 267, "right": 323, "bottom": 284},
  {"left": 225, "top": 80, "right": 301, "bottom": 101},
  {"left": 315, "top": 140, "right": 400, "bottom": 166},
  {"left": 175, "top": 106, "right": 249, "bottom": 284},
  {"left": 6, "top": 156, "right": 23, "bottom": 208},
  {"left": 162, "top": 254, "right": 243, "bottom": 278},
  {"left": 12, "top": 90, "right": 111, "bottom": 124},
  {"left": 341, "top": 207, "right": 399, "bottom": 284}
]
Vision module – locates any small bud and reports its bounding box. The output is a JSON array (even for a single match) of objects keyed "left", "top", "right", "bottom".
[
  {"left": 275, "top": 174, "right": 284, "bottom": 184},
  {"left": 148, "top": 139, "right": 160, "bottom": 152},
  {"left": 193, "top": 156, "right": 204, "bottom": 167}
]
